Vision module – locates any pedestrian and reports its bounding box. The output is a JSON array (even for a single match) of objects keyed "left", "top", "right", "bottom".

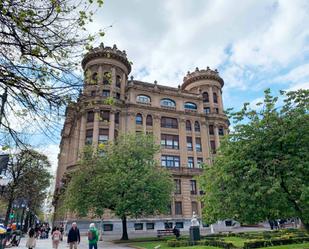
[
  {"left": 88, "top": 223, "right": 99, "bottom": 249},
  {"left": 52, "top": 227, "right": 62, "bottom": 249},
  {"left": 59, "top": 224, "right": 64, "bottom": 241},
  {"left": 67, "top": 222, "right": 80, "bottom": 249},
  {"left": 172, "top": 225, "right": 180, "bottom": 239},
  {"left": 26, "top": 227, "right": 36, "bottom": 249}
]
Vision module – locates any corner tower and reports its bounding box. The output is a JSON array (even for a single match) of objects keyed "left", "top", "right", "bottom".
[{"left": 81, "top": 43, "right": 131, "bottom": 101}]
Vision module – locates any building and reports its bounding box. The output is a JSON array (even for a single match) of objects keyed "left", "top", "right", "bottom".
[{"left": 53, "top": 43, "right": 229, "bottom": 234}]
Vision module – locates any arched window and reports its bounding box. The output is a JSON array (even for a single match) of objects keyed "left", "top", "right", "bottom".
[
  {"left": 116, "top": 75, "right": 121, "bottom": 88},
  {"left": 87, "top": 111, "right": 94, "bottom": 123},
  {"left": 92, "top": 72, "right": 98, "bottom": 84},
  {"left": 136, "top": 95, "right": 151, "bottom": 103},
  {"left": 186, "top": 120, "right": 191, "bottom": 131},
  {"left": 213, "top": 92, "right": 218, "bottom": 103},
  {"left": 203, "top": 92, "right": 209, "bottom": 103},
  {"left": 194, "top": 121, "right": 200, "bottom": 132},
  {"left": 146, "top": 115, "right": 153, "bottom": 126},
  {"left": 184, "top": 102, "right": 197, "bottom": 110},
  {"left": 160, "top": 98, "right": 176, "bottom": 108},
  {"left": 136, "top": 113, "right": 143, "bottom": 125},
  {"left": 103, "top": 72, "right": 110, "bottom": 85}
]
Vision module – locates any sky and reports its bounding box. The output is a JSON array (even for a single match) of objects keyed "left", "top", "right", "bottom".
[{"left": 31, "top": 0, "right": 309, "bottom": 175}]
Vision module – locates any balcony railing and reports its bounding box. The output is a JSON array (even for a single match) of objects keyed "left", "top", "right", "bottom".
[{"left": 165, "top": 167, "right": 203, "bottom": 175}]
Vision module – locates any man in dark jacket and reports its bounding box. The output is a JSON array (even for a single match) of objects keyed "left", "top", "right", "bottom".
[{"left": 67, "top": 222, "right": 80, "bottom": 249}]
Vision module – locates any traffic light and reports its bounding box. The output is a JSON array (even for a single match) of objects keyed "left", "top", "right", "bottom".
[{"left": 9, "top": 213, "right": 14, "bottom": 219}]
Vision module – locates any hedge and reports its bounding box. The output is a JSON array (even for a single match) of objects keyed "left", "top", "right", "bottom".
[
  {"left": 243, "top": 237, "right": 309, "bottom": 249},
  {"left": 166, "top": 239, "right": 235, "bottom": 248}
]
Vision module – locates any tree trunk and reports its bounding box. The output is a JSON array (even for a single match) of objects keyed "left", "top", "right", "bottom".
[
  {"left": 4, "top": 196, "right": 13, "bottom": 226},
  {"left": 121, "top": 215, "right": 128, "bottom": 240}
]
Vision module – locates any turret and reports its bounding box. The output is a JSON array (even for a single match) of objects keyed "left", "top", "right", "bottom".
[
  {"left": 81, "top": 43, "right": 131, "bottom": 101},
  {"left": 182, "top": 67, "right": 224, "bottom": 115}
]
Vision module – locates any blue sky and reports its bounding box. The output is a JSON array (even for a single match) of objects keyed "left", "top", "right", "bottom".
[{"left": 26, "top": 0, "right": 309, "bottom": 173}]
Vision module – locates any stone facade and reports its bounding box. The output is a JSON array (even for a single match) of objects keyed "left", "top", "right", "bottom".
[{"left": 53, "top": 44, "right": 229, "bottom": 233}]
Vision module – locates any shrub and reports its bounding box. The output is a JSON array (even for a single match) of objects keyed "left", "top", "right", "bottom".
[{"left": 243, "top": 237, "right": 309, "bottom": 249}]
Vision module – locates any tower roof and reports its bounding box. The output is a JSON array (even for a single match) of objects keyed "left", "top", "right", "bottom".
[
  {"left": 182, "top": 67, "right": 224, "bottom": 90},
  {"left": 81, "top": 43, "right": 132, "bottom": 73}
]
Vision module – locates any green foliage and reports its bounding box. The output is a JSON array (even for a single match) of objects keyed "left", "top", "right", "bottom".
[
  {"left": 200, "top": 89, "right": 309, "bottom": 228},
  {"left": 0, "top": 0, "right": 104, "bottom": 146},
  {"left": 65, "top": 134, "right": 173, "bottom": 237}
]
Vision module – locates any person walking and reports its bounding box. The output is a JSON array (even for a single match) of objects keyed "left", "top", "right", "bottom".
[
  {"left": 88, "top": 223, "right": 99, "bottom": 249},
  {"left": 67, "top": 222, "right": 80, "bottom": 249},
  {"left": 52, "top": 227, "right": 61, "bottom": 249},
  {"left": 26, "top": 227, "right": 36, "bottom": 249}
]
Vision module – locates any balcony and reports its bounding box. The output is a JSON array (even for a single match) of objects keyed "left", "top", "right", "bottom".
[{"left": 165, "top": 167, "right": 203, "bottom": 176}]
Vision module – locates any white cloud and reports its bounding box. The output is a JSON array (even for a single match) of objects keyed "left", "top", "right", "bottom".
[
  {"left": 286, "top": 82, "right": 309, "bottom": 91},
  {"left": 37, "top": 144, "right": 59, "bottom": 175}
]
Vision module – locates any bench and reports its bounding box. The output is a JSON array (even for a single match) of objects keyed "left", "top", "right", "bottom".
[{"left": 157, "top": 229, "right": 174, "bottom": 238}]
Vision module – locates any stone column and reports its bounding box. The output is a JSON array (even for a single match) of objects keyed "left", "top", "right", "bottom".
[
  {"left": 121, "top": 72, "right": 126, "bottom": 100},
  {"left": 143, "top": 113, "right": 147, "bottom": 134},
  {"left": 218, "top": 89, "right": 224, "bottom": 113},
  {"left": 127, "top": 112, "right": 136, "bottom": 133},
  {"left": 214, "top": 124, "right": 220, "bottom": 148},
  {"left": 78, "top": 113, "right": 86, "bottom": 155},
  {"left": 111, "top": 67, "right": 116, "bottom": 96},
  {"left": 208, "top": 87, "right": 214, "bottom": 112},
  {"left": 191, "top": 125, "right": 198, "bottom": 168},
  {"left": 98, "top": 65, "right": 103, "bottom": 83},
  {"left": 200, "top": 121, "right": 210, "bottom": 165},
  {"left": 92, "top": 109, "right": 100, "bottom": 148},
  {"left": 179, "top": 118, "right": 188, "bottom": 168},
  {"left": 109, "top": 111, "right": 115, "bottom": 141},
  {"left": 153, "top": 114, "right": 161, "bottom": 162}
]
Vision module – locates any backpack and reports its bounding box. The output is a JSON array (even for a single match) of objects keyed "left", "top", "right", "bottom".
[{"left": 88, "top": 229, "right": 96, "bottom": 240}]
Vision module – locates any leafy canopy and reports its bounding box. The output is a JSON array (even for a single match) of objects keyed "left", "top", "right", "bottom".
[
  {"left": 65, "top": 134, "right": 173, "bottom": 219},
  {"left": 200, "top": 89, "right": 309, "bottom": 227}
]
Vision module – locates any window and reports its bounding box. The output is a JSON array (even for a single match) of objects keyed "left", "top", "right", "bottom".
[
  {"left": 175, "top": 222, "right": 184, "bottom": 229},
  {"left": 166, "top": 204, "right": 172, "bottom": 215},
  {"left": 146, "top": 223, "right": 155, "bottom": 230},
  {"left": 91, "top": 90, "right": 96, "bottom": 97},
  {"left": 103, "top": 224, "right": 113, "bottom": 231},
  {"left": 203, "top": 92, "right": 209, "bottom": 102},
  {"left": 116, "top": 92, "right": 121, "bottom": 99},
  {"left": 196, "top": 138, "right": 202, "bottom": 152},
  {"left": 184, "top": 102, "right": 197, "bottom": 110},
  {"left": 190, "top": 180, "right": 197, "bottom": 195},
  {"left": 98, "top": 129, "right": 109, "bottom": 144},
  {"left": 197, "top": 158, "right": 203, "bottom": 168},
  {"left": 92, "top": 72, "right": 98, "bottom": 83},
  {"left": 134, "top": 223, "right": 143, "bottom": 230},
  {"left": 85, "top": 129, "right": 93, "bottom": 145},
  {"left": 161, "top": 155, "right": 180, "bottom": 168},
  {"left": 161, "top": 134, "right": 179, "bottom": 149},
  {"left": 164, "top": 222, "right": 173, "bottom": 229},
  {"left": 146, "top": 115, "right": 153, "bottom": 126},
  {"left": 115, "top": 112, "right": 120, "bottom": 124},
  {"left": 160, "top": 98, "right": 176, "bottom": 108},
  {"left": 219, "top": 126, "right": 224, "bottom": 136},
  {"left": 137, "top": 95, "right": 151, "bottom": 103},
  {"left": 103, "top": 72, "right": 110, "bottom": 85},
  {"left": 215, "top": 108, "right": 219, "bottom": 114},
  {"left": 213, "top": 92, "right": 218, "bottom": 103},
  {"left": 192, "top": 201, "right": 198, "bottom": 214},
  {"left": 187, "top": 137, "right": 193, "bottom": 151},
  {"left": 175, "top": 201, "right": 182, "bottom": 215},
  {"left": 209, "top": 125, "right": 214, "bottom": 135},
  {"left": 102, "top": 90, "right": 110, "bottom": 97},
  {"left": 186, "top": 120, "right": 191, "bottom": 131},
  {"left": 161, "top": 117, "right": 178, "bottom": 129},
  {"left": 204, "top": 107, "right": 210, "bottom": 114},
  {"left": 136, "top": 113, "right": 143, "bottom": 125},
  {"left": 210, "top": 140, "right": 216, "bottom": 154},
  {"left": 174, "top": 179, "right": 181, "bottom": 194},
  {"left": 188, "top": 157, "right": 194, "bottom": 168},
  {"left": 194, "top": 121, "right": 200, "bottom": 132},
  {"left": 116, "top": 75, "right": 121, "bottom": 88},
  {"left": 100, "top": 110, "right": 110, "bottom": 122},
  {"left": 87, "top": 111, "right": 94, "bottom": 123}
]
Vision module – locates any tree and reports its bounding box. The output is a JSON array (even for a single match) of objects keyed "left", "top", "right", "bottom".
[
  {"left": 0, "top": 0, "right": 104, "bottom": 146},
  {"left": 3, "top": 149, "right": 52, "bottom": 226},
  {"left": 65, "top": 134, "right": 173, "bottom": 240},
  {"left": 200, "top": 89, "right": 309, "bottom": 230}
]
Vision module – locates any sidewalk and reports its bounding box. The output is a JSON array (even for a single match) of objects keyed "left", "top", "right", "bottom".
[{"left": 19, "top": 236, "right": 131, "bottom": 249}]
